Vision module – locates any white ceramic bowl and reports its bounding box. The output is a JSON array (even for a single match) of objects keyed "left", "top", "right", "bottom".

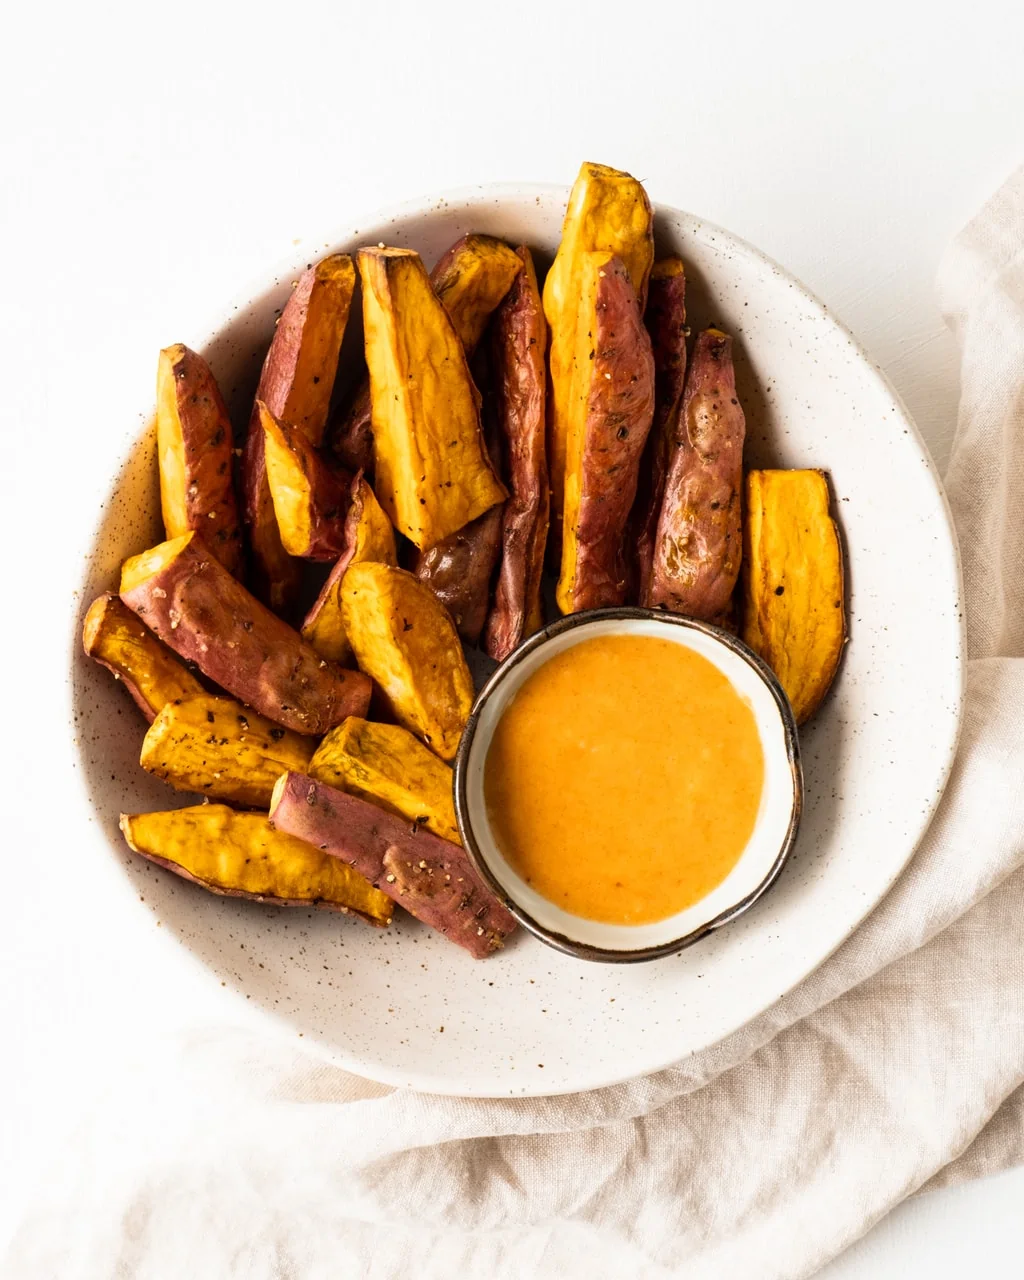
[
  {"left": 455, "top": 610, "right": 802, "bottom": 962},
  {"left": 73, "top": 182, "right": 964, "bottom": 1097}
]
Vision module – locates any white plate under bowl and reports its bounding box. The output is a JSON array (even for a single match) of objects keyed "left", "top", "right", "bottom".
[{"left": 71, "top": 183, "right": 964, "bottom": 1097}]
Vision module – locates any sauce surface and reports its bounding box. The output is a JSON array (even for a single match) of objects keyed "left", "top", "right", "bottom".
[{"left": 484, "top": 634, "right": 765, "bottom": 925}]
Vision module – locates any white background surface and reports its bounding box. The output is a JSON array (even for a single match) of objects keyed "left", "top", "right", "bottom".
[{"left": 2, "top": 1, "right": 1023, "bottom": 1272}]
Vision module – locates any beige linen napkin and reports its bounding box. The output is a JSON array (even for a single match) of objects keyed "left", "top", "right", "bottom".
[{"left": 8, "top": 169, "right": 1024, "bottom": 1280}]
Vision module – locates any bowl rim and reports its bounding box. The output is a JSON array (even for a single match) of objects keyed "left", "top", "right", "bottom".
[{"left": 453, "top": 607, "right": 804, "bottom": 964}]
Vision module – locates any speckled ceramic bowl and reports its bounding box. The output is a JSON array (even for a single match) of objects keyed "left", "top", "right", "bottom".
[
  {"left": 73, "top": 183, "right": 964, "bottom": 1097},
  {"left": 455, "top": 610, "right": 803, "bottom": 963}
]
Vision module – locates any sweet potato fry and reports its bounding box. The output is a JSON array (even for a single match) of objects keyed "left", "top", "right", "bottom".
[
  {"left": 556, "top": 253, "right": 655, "bottom": 614},
  {"left": 270, "top": 773, "right": 514, "bottom": 957},
  {"left": 357, "top": 247, "right": 506, "bottom": 549},
  {"left": 120, "top": 530, "right": 371, "bottom": 734},
  {"left": 484, "top": 246, "right": 549, "bottom": 660},
  {"left": 329, "top": 234, "right": 522, "bottom": 473},
  {"left": 648, "top": 329, "right": 745, "bottom": 619},
  {"left": 309, "top": 717, "right": 459, "bottom": 843},
  {"left": 243, "top": 253, "right": 356, "bottom": 614},
  {"left": 741, "top": 469, "right": 846, "bottom": 723},
  {"left": 140, "top": 693, "right": 315, "bottom": 808},
  {"left": 630, "top": 258, "right": 687, "bottom": 603},
  {"left": 121, "top": 804, "right": 392, "bottom": 926},
  {"left": 413, "top": 508, "right": 503, "bottom": 644},
  {"left": 341, "top": 561, "right": 474, "bottom": 761},
  {"left": 156, "top": 344, "right": 243, "bottom": 575},
  {"left": 544, "top": 163, "right": 654, "bottom": 552},
  {"left": 300, "top": 474, "right": 397, "bottom": 663},
  {"left": 82, "top": 593, "right": 204, "bottom": 721},
  {"left": 258, "top": 401, "right": 351, "bottom": 560}
]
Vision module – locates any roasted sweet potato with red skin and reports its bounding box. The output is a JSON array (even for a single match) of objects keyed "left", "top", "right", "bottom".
[
  {"left": 328, "top": 235, "right": 521, "bottom": 473},
  {"left": 270, "top": 772, "right": 516, "bottom": 958},
  {"left": 413, "top": 508, "right": 504, "bottom": 644},
  {"left": 630, "top": 259, "right": 687, "bottom": 604},
  {"left": 300, "top": 473, "right": 397, "bottom": 663},
  {"left": 82, "top": 593, "right": 204, "bottom": 721},
  {"left": 484, "top": 246, "right": 549, "bottom": 660},
  {"left": 120, "top": 531, "right": 371, "bottom": 735},
  {"left": 243, "top": 254, "right": 356, "bottom": 614},
  {"left": 121, "top": 805, "right": 392, "bottom": 926},
  {"left": 556, "top": 254, "right": 655, "bottom": 614},
  {"left": 156, "top": 344, "right": 243, "bottom": 575},
  {"left": 648, "top": 329, "right": 745, "bottom": 619},
  {"left": 258, "top": 401, "right": 352, "bottom": 560}
]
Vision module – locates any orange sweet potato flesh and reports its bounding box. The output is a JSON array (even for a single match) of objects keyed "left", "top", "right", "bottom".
[
  {"left": 120, "top": 531, "right": 371, "bottom": 734},
  {"left": 82, "top": 593, "right": 204, "bottom": 721},
  {"left": 243, "top": 254, "right": 356, "bottom": 614},
  {"left": 121, "top": 805, "right": 392, "bottom": 926},
  {"left": 556, "top": 253, "right": 655, "bottom": 614},
  {"left": 741, "top": 469, "right": 846, "bottom": 724},
  {"left": 329, "top": 235, "right": 521, "bottom": 474},
  {"left": 357, "top": 247, "right": 506, "bottom": 549},
  {"left": 258, "top": 401, "right": 351, "bottom": 560},
  {"left": 140, "top": 692, "right": 315, "bottom": 808},
  {"left": 648, "top": 329, "right": 745, "bottom": 618},
  {"left": 300, "top": 474, "right": 397, "bottom": 664},
  {"left": 485, "top": 246, "right": 550, "bottom": 660},
  {"left": 270, "top": 773, "right": 515, "bottom": 957},
  {"left": 309, "top": 717, "right": 460, "bottom": 844},
  {"left": 544, "top": 163, "right": 654, "bottom": 555},
  {"left": 629, "top": 258, "right": 687, "bottom": 604},
  {"left": 341, "top": 561, "right": 474, "bottom": 761},
  {"left": 156, "top": 344, "right": 243, "bottom": 575}
]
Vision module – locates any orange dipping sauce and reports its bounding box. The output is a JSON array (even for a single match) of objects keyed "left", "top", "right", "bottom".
[{"left": 483, "top": 634, "right": 765, "bottom": 925}]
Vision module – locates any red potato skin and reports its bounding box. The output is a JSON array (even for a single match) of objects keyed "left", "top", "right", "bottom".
[
  {"left": 121, "top": 532, "right": 371, "bottom": 735},
  {"left": 244, "top": 257, "right": 354, "bottom": 615},
  {"left": 270, "top": 773, "right": 517, "bottom": 958},
  {"left": 631, "top": 264, "right": 687, "bottom": 604},
  {"left": 300, "top": 471, "right": 372, "bottom": 637},
  {"left": 413, "top": 508, "right": 503, "bottom": 644},
  {"left": 484, "top": 246, "right": 549, "bottom": 661},
  {"left": 648, "top": 329, "right": 745, "bottom": 619},
  {"left": 159, "top": 345, "right": 243, "bottom": 575},
  {"left": 562, "top": 258, "right": 656, "bottom": 612}
]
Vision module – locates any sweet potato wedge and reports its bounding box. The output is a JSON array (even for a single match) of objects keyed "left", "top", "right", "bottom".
[
  {"left": 309, "top": 717, "right": 459, "bottom": 843},
  {"left": 156, "top": 344, "right": 243, "bottom": 575},
  {"left": 413, "top": 508, "right": 503, "bottom": 645},
  {"left": 258, "top": 401, "right": 351, "bottom": 560},
  {"left": 556, "top": 253, "right": 655, "bottom": 614},
  {"left": 243, "top": 254, "right": 356, "bottom": 614},
  {"left": 357, "top": 247, "right": 506, "bottom": 548},
  {"left": 270, "top": 773, "right": 514, "bottom": 957},
  {"left": 544, "top": 162, "right": 654, "bottom": 550},
  {"left": 341, "top": 561, "right": 473, "bottom": 761},
  {"left": 140, "top": 693, "right": 315, "bottom": 808},
  {"left": 82, "top": 593, "right": 204, "bottom": 721},
  {"left": 741, "top": 469, "right": 845, "bottom": 724},
  {"left": 484, "top": 246, "right": 549, "bottom": 660},
  {"left": 630, "top": 258, "right": 687, "bottom": 603},
  {"left": 121, "top": 804, "right": 392, "bottom": 926},
  {"left": 648, "top": 329, "right": 745, "bottom": 619},
  {"left": 120, "top": 531, "right": 371, "bottom": 734},
  {"left": 300, "top": 474, "right": 397, "bottom": 663},
  {"left": 329, "top": 234, "right": 522, "bottom": 473}
]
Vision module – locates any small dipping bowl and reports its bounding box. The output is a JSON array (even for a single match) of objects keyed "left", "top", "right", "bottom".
[{"left": 454, "top": 608, "right": 803, "bottom": 963}]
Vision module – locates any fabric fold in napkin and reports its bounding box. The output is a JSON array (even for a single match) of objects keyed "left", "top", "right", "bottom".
[{"left": 8, "top": 168, "right": 1024, "bottom": 1280}]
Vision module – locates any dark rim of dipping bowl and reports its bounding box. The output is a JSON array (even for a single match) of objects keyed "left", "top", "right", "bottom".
[{"left": 453, "top": 607, "right": 804, "bottom": 964}]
